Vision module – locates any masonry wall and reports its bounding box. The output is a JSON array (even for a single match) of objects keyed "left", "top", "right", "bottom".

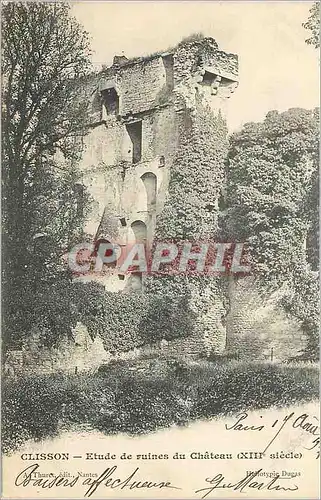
[
  {"left": 226, "top": 277, "right": 309, "bottom": 362},
  {"left": 6, "top": 38, "right": 243, "bottom": 374},
  {"left": 78, "top": 37, "right": 239, "bottom": 346},
  {"left": 80, "top": 108, "right": 180, "bottom": 239},
  {"left": 115, "top": 57, "right": 168, "bottom": 115},
  {"left": 4, "top": 323, "right": 109, "bottom": 377}
]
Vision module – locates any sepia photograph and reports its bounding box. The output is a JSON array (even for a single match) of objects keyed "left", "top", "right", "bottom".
[{"left": 1, "top": 1, "right": 320, "bottom": 498}]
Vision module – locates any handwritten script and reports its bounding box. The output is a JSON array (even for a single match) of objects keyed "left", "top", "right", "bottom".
[
  {"left": 225, "top": 411, "right": 320, "bottom": 458},
  {"left": 15, "top": 463, "right": 181, "bottom": 497},
  {"left": 195, "top": 469, "right": 299, "bottom": 499}
]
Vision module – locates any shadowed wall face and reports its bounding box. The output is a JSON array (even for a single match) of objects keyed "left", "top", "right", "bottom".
[
  {"left": 141, "top": 172, "right": 157, "bottom": 211},
  {"left": 126, "top": 121, "right": 142, "bottom": 164},
  {"left": 226, "top": 277, "right": 308, "bottom": 361}
]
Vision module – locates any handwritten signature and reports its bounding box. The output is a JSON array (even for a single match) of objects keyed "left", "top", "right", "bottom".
[
  {"left": 15, "top": 463, "right": 181, "bottom": 497},
  {"left": 225, "top": 411, "right": 320, "bottom": 458},
  {"left": 195, "top": 469, "right": 299, "bottom": 498}
]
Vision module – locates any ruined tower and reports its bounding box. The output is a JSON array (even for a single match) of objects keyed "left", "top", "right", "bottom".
[{"left": 79, "top": 36, "right": 238, "bottom": 297}]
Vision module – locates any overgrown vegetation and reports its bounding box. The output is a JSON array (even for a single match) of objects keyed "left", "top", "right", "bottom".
[
  {"left": 2, "top": 3, "right": 92, "bottom": 350},
  {"left": 74, "top": 281, "right": 149, "bottom": 351},
  {"left": 73, "top": 280, "right": 196, "bottom": 348},
  {"left": 177, "top": 32, "right": 205, "bottom": 46},
  {"left": 115, "top": 32, "right": 206, "bottom": 66},
  {"left": 303, "top": 1, "right": 320, "bottom": 49},
  {"left": 144, "top": 101, "right": 229, "bottom": 342},
  {"left": 225, "top": 108, "right": 319, "bottom": 359},
  {"left": 3, "top": 358, "right": 319, "bottom": 454}
]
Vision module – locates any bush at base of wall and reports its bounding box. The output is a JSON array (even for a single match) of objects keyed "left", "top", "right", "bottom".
[
  {"left": 2, "top": 359, "right": 319, "bottom": 454},
  {"left": 74, "top": 281, "right": 149, "bottom": 352}
]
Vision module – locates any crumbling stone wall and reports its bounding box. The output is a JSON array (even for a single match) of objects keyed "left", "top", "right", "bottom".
[
  {"left": 4, "top": 323, "right": 109, "bottom": 378},
  {"left": 173, "top": 38, "right": 238, "bottom": 112},
  {"left": 226, "top": 277, "right": 309, "bottom": 361},
  {"left": 111, "top": 57, "right": 168, "bottom": 116},
  {"left": 76, "top": 36, "right": 239, "bottom": 354}
]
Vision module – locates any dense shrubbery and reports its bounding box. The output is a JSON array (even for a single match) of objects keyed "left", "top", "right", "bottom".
[
  {"left": 225, "top": 108, "right": 320, "bottom": 358},
  {"left": 73, "top": 281, "right": 148, "bottom": 351},
  {"left": 3, "top": 359, "right": 319, "bottom": 454},
  {"left": 142, "top": 277, "right": 197, "bottom": 342}
]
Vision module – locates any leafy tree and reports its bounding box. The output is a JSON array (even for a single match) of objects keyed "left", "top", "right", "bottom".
[
  {"left": 2, "top": 3, "right": 92, "bottom": 349},
  {"left": 225, "top": 108, "right": 319, "bottom": 358},
  {"left": 303, "top": 2, "right": 320, "bottom": 49}
]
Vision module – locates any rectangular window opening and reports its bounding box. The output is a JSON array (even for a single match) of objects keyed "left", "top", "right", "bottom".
[
  {"left": 101, "top": 88, "right": 119, "bottom": 115},
  {"left": 125, "top": 121, "right": 142, "bottom": 164},
  {"left": 159, "top": 155, "right": 165, "bottom": 168},
  {"left": 202, "top": 71, "right": 216, "bottom": 85}
]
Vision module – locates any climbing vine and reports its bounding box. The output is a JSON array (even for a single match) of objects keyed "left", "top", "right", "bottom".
[
  {"left": 74, "top": 281, "right": 149, "bottom": 352},
  {"left": 145, "top": 100, "right": 230, "bottom": 341},
  {"left": 156, "top": 100, "right": 228, "bottom": 240}
]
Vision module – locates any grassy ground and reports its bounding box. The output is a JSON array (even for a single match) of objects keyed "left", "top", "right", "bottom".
[{"left": 2, "top": 357, "right": 319, "bottom": 454}]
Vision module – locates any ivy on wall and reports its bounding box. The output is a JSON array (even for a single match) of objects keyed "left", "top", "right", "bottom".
[
  {"left": 145, "top": 100, "right": 230, "bottom": 342},
  {"left": 156, "top": 100, "right": 228, "bottom": 240},
  {"left": 74, "top": 281, "right": 148, "bottom": 352}
]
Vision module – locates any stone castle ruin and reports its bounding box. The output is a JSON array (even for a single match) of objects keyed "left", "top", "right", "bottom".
[
  {"left": 73, "top": 36, "right": 240, "bottom": 361},
  {"left": 5, "top": 36, "right": 308, "bottom": 376},
  {"left": 78, "top": 36, "right": 238, "bottom": 291}
]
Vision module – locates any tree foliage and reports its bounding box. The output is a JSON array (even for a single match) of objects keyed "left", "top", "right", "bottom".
[
  {"left": 225, "top": 108, "right": 319, "bottom": 278},
  {"left": 145, "top": 102, "right": 229, "bottom": 342},
  {"left": 2, "top": 2, "right": 92, "bottom": 348},
  {"left": 303, "top": 2, "right": 320, "bottom": 48},
  {"left": 225, "top": 108, "right": 319, "bottom": 358}
]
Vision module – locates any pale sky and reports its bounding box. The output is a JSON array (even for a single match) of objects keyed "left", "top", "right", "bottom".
[{"left": 72, "top": 1, "right": 319, "bottom": 131}]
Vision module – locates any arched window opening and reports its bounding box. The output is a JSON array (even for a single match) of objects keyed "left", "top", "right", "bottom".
[
  {"left": 131, "top": 220, "right": 147, "bottom": 244},
  {"left": 101, "top": 87, "right": 119, "bottom": 116},
  {"left": 92, "top": 237, "right": 117, "bottom": 269}
]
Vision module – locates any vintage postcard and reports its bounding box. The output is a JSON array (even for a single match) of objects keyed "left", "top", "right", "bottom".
[{"left": 1, "top": 1, "right": 320, "bottom": 499}]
